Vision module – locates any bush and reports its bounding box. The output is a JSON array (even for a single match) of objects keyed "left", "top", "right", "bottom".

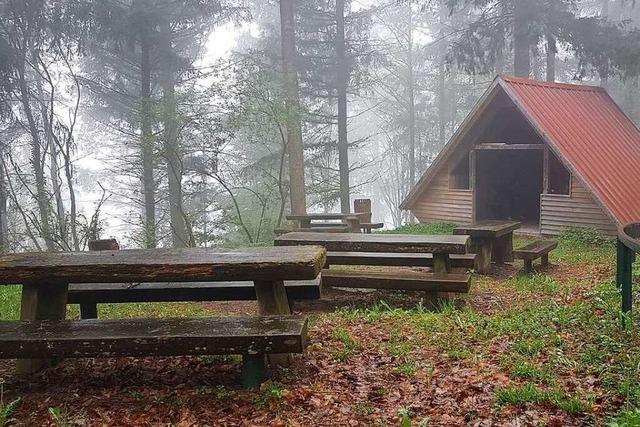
[{"left": 560, "top": 227, "right": 613, "bottom": 247}]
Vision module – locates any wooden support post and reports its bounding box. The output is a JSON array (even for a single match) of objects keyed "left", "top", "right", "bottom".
[
  {"left": 540, "top": 254, "right": 549, "bottom": 267},
  {"left": 80, "top": 302, "right": 98, "bottom": 320},
  {"left": 241, "top": 352, "right": 266, "bottom": 389},
  {"left": 17, "top": 281, "right": 69, "bottom": 374},
  {"left": 345, "top": 217, "right": 361, "bottom": 233},
  {"left": 523, "top": 259, "right": 533, "bottom": 274},
  {"left": 428, "top": 253, "right": 454, "bottom": 308},
  {"left": 471, "top": 239, "right": 493, "bottom": 274},
  {"left": 492, "top": 234, "right": 514, "bottom": 263},
  {"left": 254, "top": 280, "right": 292, "bottom": 366}
]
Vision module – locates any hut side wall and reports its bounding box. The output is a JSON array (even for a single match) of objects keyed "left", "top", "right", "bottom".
[
  {"left": 540, "top": 177, "right": 617, "bottom": 236},
  {"left": 411, "top": 168, "right": 473, "bottom": 224}
]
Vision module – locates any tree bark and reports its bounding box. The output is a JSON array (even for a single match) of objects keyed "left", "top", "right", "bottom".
[
  {"left": 0, "top": 141, "right": 7, "bottom": 252},
  {"left": 407, "top": 3, "right": 417, "bottom": 187},
  {"left": 513, "top": 0, "right": 531, "bottom": 78},
  {"left": 140, "top": 15, "right": 157, "bottom": 248},
  {"left": 336, "top": 0, "right": 350, "bottom": 213},
  {"left": 160, "top": 21, "right": 188, "bottom": 248},
  {"left": 279, "top": 0, "right": 307, "bottom": 215},
  {"left": 546, "top": 34, "right": 556, "bottom": 82},
  {"left": 17, "top": 60, "right": 55, "bottom": 251}
]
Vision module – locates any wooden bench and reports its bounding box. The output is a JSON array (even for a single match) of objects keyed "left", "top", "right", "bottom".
[
  {"left": 322, "top": 269, "right": 471, "bottom": 293},
  {"left": 326, "top": 252, "right": 475, "bottom": 268},
  {"left": 513, "top": 240, "right": 558, "bottom": 273},
  {"left": 275, "top": 232, "right": 472, "bottom": 303},
  {"left": 360, "top": 222, "right": 384, "bottom": 233},
  {"left": 69, "top": 279, "right": 321, "bottom": 319},
  {"left": 0, "top": 316, "right": 307, "bottom": 389},
  {"left": 0, "top": 246, "right": 326, "bottom": 378},
  {"left": 274, "top": 226, "right": 349, "bottom": 236}
]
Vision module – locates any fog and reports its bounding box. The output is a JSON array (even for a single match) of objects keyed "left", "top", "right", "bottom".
[{"left": 0, "top": 0, "right": 638, "bottom": 251}]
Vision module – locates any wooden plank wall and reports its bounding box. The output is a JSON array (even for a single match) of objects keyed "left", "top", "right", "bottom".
[
  {"left": 411, "top": 169, "right": 473, "bottom": 224},
  {"left": 540, "top": 178, "right": 617, "bottom": 236}
]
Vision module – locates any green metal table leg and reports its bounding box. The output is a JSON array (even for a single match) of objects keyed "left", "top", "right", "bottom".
[
  {"left": 617, "top": 239, "right": 634, "bottom": 327},
  {"left": 241, "top": 352, "right": 265, "bottom": 389}
]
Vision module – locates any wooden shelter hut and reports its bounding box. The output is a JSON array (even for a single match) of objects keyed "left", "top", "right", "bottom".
[{"left": 401, "top": 76, "right": 640, "bottom": 236}]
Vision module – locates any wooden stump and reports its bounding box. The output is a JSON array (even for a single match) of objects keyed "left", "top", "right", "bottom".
[{"left": 17, "top": 282, "right": 68, "bottom": 374}]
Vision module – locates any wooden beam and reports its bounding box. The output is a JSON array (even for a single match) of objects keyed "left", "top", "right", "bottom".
[
  {"left": 543, "top": 145, "right": 550, "bottom": 194},
  {"left": 475, "top": 143, "right": 544, "bottom": 150}
]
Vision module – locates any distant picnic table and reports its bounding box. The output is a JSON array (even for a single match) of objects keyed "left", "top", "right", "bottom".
[
  {"left": 286, "top": 213, "right": 367, "bottom": 233},
  {"left": 453, "top": 220, "right": 521, "bottom": 273},
  {"left": 0, "top": 246, "right": 326, "bottom": 387},
  {"left": 275, "top": 232, "right": 473, "bottom": 301}
]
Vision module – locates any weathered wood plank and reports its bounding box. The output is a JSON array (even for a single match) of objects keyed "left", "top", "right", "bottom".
[
  {"left": 321, "top": 269, "right": 471, "bottom": 293},
  {"left": 0, "top": 246, "right": 327, "bottom": 285},
  {"left": 274, "top": 232, "right": 470, "bottom": 254},
  {"left": 326, "top": 252, "right": 475, "bottom": 268},
  {"left": 68, "top": 279, "right": 321, "bottom": 305},
  {"left": 513, "top": 240, "right": 558, "bottom": 260},
  {"left": 453, "top": 221, "right": 521, "bottom": 238},
  {"left": 0, "top": 316, "right": 308, "bottom": 359}
]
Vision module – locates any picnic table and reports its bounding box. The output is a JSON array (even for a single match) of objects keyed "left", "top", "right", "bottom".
[
  {"left": 275, "top": 232, "right": 473, "bottom": 302},
  {"left": 453, "top": 221, "right": 521, "bottom": 274},
  {"left": 0, "top": 246, "right": 326, "bottom": 386},
  {"left": 286, "top": 213, "right": 367, "bottom": 232}
]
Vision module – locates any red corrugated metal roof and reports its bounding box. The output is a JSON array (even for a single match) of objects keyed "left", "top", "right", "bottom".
[{"left": 500, "top": 75, "right": 640, "bottom": 225}]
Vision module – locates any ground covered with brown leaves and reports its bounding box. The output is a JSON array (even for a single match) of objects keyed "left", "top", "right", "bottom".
[{"left": 1, "top": 238, "right": 640, "bottom": 426}]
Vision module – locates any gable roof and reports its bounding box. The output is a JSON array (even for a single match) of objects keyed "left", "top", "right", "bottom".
[{"left": 401, "top": 75, "right": 640, "bottom": 226}]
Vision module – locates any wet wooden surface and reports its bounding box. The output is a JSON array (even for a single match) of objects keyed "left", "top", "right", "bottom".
[
  {"left": 453, "top": 221, "right": 521, "bottom": 238},
  {"left": 0, "top": 316, "right": 308, "bottom": 359},
  {"left": 275, "top": 232, "right": 470, "bottom": 254},
  {"left": 68, "top": 279, "right": 321, "bottom": 304},
  {"left": 0, "top": 246, "right": 327, "bottom": 285}
]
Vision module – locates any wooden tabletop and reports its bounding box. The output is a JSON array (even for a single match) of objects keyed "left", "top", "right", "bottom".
[
  {"left": 453, "top": 221, "right": 521, "bottom": 238},
  {"left": 286, "top": 213, "right": 365, "bottom": 221},
  {"left": 275, "top": 232, "right": 470, "bottom": 254},
  {"left": 0, "top": 246, "right": 327, "bottom": 286}
]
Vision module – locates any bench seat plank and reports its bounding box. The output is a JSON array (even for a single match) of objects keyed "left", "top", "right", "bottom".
[
  {"left": 327, "top": 252, "right": 475, "bottom": 268},
  {"left": 0, "top": 316, "right": 308, "bottom": 359},
  {"left": 321, "top": 269, "right": 471, "bottom": 293},
  {"left": 68, "top": 279, "right": 321, "bottom": 304},
  {"left": 513, "top": 240, "right": 558, "bottom": 260}
]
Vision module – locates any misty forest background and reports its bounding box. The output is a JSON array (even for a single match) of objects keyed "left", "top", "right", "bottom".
[{"left": 1, "top": 0, "right": 640, "bottom": 252}]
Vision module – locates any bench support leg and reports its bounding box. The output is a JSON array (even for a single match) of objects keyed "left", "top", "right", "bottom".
[
  {"left": 80, "top": 302, "right": 98, "bottom": 319},
  {"left": 17, "top": 282, "right": 68, "bottom": 374},
  {"left": 470, "top": 239, "right": 493, "bottom": 274},
  {"left": 241, "top": 353, "right": 266, "bottom": 389},
  {"left": 425, "top": 254, "right": 454, "bottom": 309},
  {"left": 540, "top": 254, "right": 549, "bottom": 267},
  {"left": 492, "top": 233, "right": 514, "bottom": 263},
  {"left": 523, "top": 259, "right": 533, "bottom": 274},
  {"left": 254, "top": 280, "right": 292, "bottom": 367}
]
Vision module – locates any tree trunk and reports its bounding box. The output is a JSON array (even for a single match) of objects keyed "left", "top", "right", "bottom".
[
  {"left": 513, "top": 0, "right": 531, "bottom": 78},
  {"left": 0, "top": 141, "right": 7, "bottom": 252},
  {"left": 546, "top": 34, "right": 556, "bottom": 82},
  {"left": 160, "top": 21, "right": 188, "bottom": 248},
  {"left": 17, "top": 61, "right": 55, "bottom": 251},
  {"left": 407, "top": 3, "right": 416, "bottom": 187},
  {"left": 336, "top": 0, "right": 349, "bottom": 213},
  {"left": 279, "top": 0, "right": 307, "bottom": 215},
  {"left": 140, "top": 19, "right": 157, "bottom": 248}
]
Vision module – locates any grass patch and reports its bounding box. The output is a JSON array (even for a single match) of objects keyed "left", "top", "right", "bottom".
[
  {"left": 0, "top": 286, "right": 21, "bottom": 320},
  {"left": 332, "top": 327, "right": 362, "bottom": 361},
  {"left": 380, "top": 222, "right": 457, "bottom": 235},
  {"left": 495, "top": 383, "right": 590, "bottom": 414}
]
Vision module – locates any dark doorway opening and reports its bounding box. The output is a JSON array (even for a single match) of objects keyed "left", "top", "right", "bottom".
[{"left": 475, "top": 149, "right": 544, "bottom": 227}]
